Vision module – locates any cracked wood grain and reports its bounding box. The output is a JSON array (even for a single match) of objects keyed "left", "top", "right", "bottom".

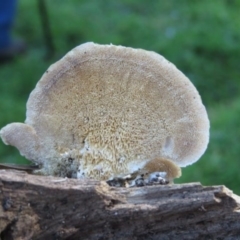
[{"left": 0, "top": 170, "right": 239, "bottom": 240}]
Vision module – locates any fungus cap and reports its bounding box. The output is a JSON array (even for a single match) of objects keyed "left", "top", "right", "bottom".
[{"left": 0, "top": 42, "right": 209, "bottom": 180}]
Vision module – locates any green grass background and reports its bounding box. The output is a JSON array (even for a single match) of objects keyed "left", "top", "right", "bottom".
[{"left": 0, "top": 0, "right": 240, "bottom": 194}]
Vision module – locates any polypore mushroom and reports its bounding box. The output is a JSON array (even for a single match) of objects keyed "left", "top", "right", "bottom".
[{"left": 0, "top": 42, "right": 209, "bottom": 186}]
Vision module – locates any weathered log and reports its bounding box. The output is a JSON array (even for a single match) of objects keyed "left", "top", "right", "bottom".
[{"left": 0, "top": 169, "right": 239, "bottom": 240}]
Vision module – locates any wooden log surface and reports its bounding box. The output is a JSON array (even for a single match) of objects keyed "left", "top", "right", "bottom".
[{"left": 0, "top": 169, "right": 240, "bottom": 240}]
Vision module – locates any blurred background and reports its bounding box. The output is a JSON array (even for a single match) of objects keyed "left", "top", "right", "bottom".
[{"left": 0, "top": 0, "right": 239, "bottom": 194}]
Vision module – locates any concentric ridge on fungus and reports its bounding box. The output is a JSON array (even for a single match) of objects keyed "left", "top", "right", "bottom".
[{"left": 0, "top": 42, "right": 210, "bottom": 184}]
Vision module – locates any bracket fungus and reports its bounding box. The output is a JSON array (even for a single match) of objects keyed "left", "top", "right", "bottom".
[{"left": 0, "top": 42, "right": 209, "bottom": 186}]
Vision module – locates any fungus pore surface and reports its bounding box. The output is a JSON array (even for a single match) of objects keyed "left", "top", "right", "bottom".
[{"left": 0, "top": 42, "right": 209, "bottom": 182}]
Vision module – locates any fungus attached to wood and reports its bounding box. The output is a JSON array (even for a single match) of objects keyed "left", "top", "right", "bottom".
[{"left": 0, "top": 42, "right": 209, "bottom": 186}]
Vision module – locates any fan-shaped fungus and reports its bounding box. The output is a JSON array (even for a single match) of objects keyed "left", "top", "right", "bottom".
[{"left": 0, "top": 42, "right": 209, "bottom": 186}]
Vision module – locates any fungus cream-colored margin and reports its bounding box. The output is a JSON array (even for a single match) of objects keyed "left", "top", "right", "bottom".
[{"left": 0, "top": 42, "right": 209, "bottom": 185}]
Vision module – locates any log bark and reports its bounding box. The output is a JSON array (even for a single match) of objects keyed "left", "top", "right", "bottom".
[{"left": 0, "top": 170, "right": 239, "bottom": 240}]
